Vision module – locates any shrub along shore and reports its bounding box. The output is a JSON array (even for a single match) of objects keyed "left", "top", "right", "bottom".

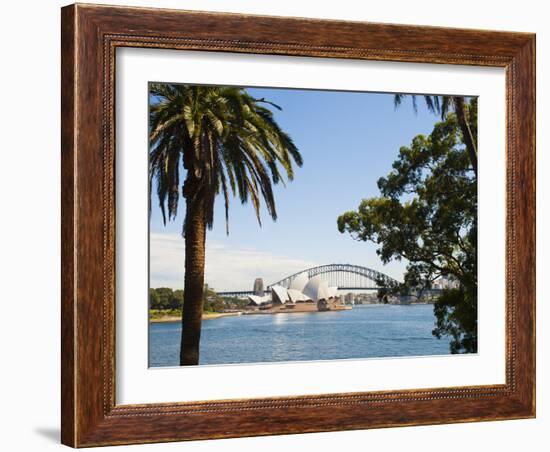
[
  {"left": 149, "top": 309, "right": 240, "bottom": 323},
  {"left": 149, "top": 287, "right": 250, "bottom": 323}
]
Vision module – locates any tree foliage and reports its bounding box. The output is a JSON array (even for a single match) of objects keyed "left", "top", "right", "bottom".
[
  {"left": 149, "top": 84, "right": 303, "bottom": 235},
  {"left": 337, "top": 99, "right": 478, "bottom": 353},
  {"left": 394, "top": 94, "right": 478, "bottom": 175},
  {"left": 203, "top": 285, "right": 226, "bottom": 313},
  {"left": 149, "top": 286, "right": 225, "bottom": 313},
  {"left": 149, "top": 287, "right": 184, "bottom": 311},
  {"left": 432, "top": 288, "right": 477, "bottom": 354}
]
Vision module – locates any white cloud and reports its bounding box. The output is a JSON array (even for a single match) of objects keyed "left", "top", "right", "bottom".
[{"left": 150, "top": 232, "right": 319, "bottom": 291}]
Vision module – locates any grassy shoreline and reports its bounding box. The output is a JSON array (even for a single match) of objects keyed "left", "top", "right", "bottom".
[{"left": 149, "top": 311, "right": 241, "bottom": 323}]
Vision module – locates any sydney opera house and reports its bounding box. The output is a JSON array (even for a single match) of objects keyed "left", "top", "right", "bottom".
[{"left": 247, "top": 274, "right": 348, "bottom": 313}]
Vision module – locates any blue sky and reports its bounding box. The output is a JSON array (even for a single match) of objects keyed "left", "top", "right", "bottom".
[{"left": 149, "top": 87, "right": 441, "bottom": 291}]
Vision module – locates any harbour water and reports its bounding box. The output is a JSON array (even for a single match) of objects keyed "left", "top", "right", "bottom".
[{"left": 148, "top": 304, "right": 452, "bottom": 367}]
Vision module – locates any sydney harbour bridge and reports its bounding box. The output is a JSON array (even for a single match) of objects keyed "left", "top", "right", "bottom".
[{"left": 217, "top": 263, "right": 400, "bottom": 298}]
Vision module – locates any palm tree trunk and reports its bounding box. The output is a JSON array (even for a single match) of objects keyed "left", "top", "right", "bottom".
[
  {"left": 453, "top": 96, "right": 478, "bottom": 177},
  {"left": 180, "top": 193, "right": 207, "bottom": 366}
]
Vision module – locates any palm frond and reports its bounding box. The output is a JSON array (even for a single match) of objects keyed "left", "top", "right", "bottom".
[{"left": 149, "top": 83, "right": 302, "bottom": 236}]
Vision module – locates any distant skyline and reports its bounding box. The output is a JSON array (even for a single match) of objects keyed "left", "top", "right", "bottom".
[{"left": 149, "top": 86, "right": 442, "bottom": 291}]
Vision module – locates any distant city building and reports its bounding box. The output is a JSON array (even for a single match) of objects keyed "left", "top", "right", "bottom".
[
  {"left": 344, "top": 292, "right": 355, "bottom": 304},
  {"left": 354, "top": 293, "right": 379, "bottom": 304},
  {"left": 253, "top": 278, "right": 264, "bottom": 296}
]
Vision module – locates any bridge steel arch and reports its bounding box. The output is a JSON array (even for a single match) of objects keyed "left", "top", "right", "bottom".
[{"left": 267, "top": 263, "right": 400, "bottom": 290}]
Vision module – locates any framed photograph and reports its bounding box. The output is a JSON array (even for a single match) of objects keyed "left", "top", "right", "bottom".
[{"left": 61, "top": 3, "right": 535, "bottom": 447}]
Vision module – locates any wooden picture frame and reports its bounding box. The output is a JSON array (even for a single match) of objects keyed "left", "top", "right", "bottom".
[{"left": 61, "top": 3, "right": 535, "bottom": 447}]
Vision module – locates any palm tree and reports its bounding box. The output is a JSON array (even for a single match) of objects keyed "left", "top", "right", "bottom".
[
  {"left": 394, "top": 94, "right": 478, "bottom": 176},
  {"left": 149, "top": 84, "right": 302, "bottom": 365}
]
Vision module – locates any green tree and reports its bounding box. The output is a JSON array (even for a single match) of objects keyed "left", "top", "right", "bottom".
[
  {"left": 149, "top": 288, "right": 161, "bottom": 310},
  {"left": 337, "top": 100, "right": 477, "bottom": 353},
  {"left": 153, "top": 287, "right": 175, "bottom": 310},
  {"left": 203, "top": 286, "right": 225, "bottom": 313},
  {"left": 170, "top": 289, "right": 184, "bottom": 310},
  {"left": 149, "top": 84, "right": 302, "bottom": 365},
  {"left": 394, "top": 95, "right": 478, "bottom": 176}
]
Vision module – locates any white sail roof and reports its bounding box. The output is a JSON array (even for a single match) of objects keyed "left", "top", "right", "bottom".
[
  {"left": 287, "top": 288, "right": 310, "bottom": 303},
  {"left": 303, "top": 276, "right": 330, "bottom": 302},
  {"left": 271, "top": 285, "right": 289, "bottom": 304},
  {"left": 328, "top": 286, "right": 338, "bottom": 298},
  {"left": 289, "top": 273, "right": 309, "bottom": 292},
  {"left": 247, "top": 294, "right": 271, "bottom": 305}
]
